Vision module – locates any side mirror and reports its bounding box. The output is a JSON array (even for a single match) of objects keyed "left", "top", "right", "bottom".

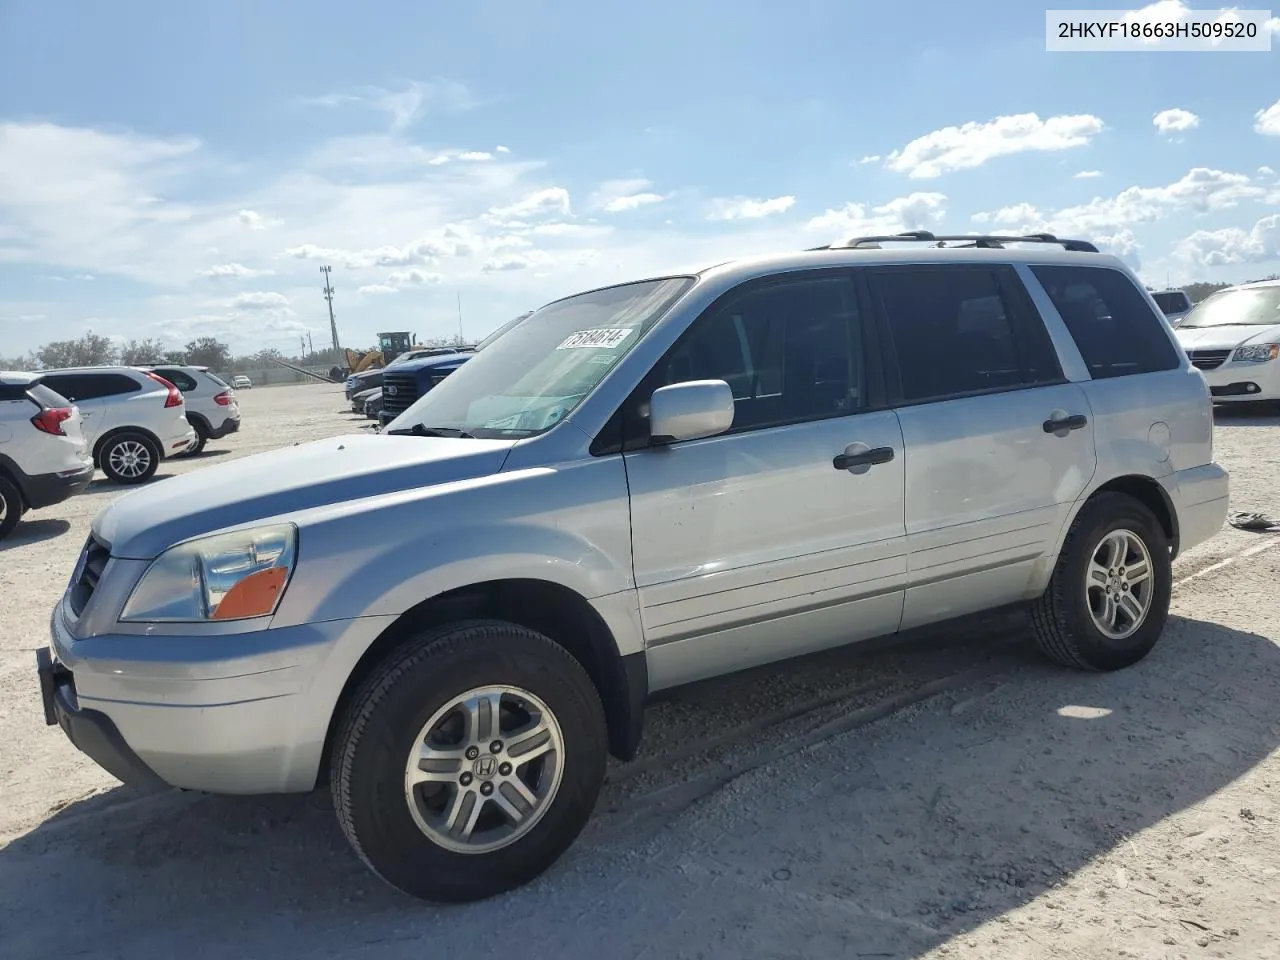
[{"left": 649, "top": 380, "right": 735, "bottom": 444}]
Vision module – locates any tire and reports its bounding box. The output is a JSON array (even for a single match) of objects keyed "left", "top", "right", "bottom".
[
  {"left": 0, "top": 475, "right": 22, "bottom": 541},
  {"left": 186, "top": 419, "right": 209, "bottom": 456},
  {"left": 98, "top": 432, "right": 161, "bottom": 485},
  {"left": 1030, "top": 492, "right": 1172, "bottom": 671},
  {"left": 331, "top": 620, "right": 608, "bottom": 903}
]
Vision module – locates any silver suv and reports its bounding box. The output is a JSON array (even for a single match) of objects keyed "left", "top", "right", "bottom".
[{"left": 37, "top": 233, "right": 1229, "bottom": 903}]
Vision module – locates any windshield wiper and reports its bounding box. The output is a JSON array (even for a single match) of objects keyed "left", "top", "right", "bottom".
[{"left": 385, "top": 423, "right": 476, "bottom": 439}]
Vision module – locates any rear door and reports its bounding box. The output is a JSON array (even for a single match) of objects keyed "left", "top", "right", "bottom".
[
  {"left": 867, "top": 263, "right": 1097, "bottom": 630},
  {"left": 620, "top": 269, "right": 908, "bottom": 690}
]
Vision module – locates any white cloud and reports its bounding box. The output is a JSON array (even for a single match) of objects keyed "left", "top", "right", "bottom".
[
  {"left": 1176, "top": 214, "right": 1280, "bottom": 265},
  {"left": 973, "top": 167, "right": 1266, "bottom": 237},
  {"left": 486, "top": 187, "right": 572, "bottom": 222},
  {"left": 237, "top": 209, "right": 269, "bottom": 230},
  {"left": 496, "top": 145, "right": 511, "bottom": 153},
  {"left": 385, "top": 268, "right": 443, "bottom": 286},
  {"left": 304, "top": 79, "right": 474, "bottom": 133},
  {"left": 590, "top": 178, "right": 668, "bottom": 213},
  {"left": 458, "top": 151, "right": 494, "bottom": 161},
  {"left": 807, "top": 191, "right": 948, "bottom": 240},
  {"left": 358, "top": 283, "right": 399, "bottom": 295},
  {"left": 1255, "top": 98, "right": 1280, "bottom": 136},
  {"left": 1267, "top": 16, "right": 1280, "bottom": 35},
  {"left": 198, "top": 262, "right": 274, "bottom": 279},
  {"left": 1153, "top": 108, "right": 1200, "bottom": 135},
  {"left": 1259, "top": 165, "right": 1276, "bottom": 178},
  {"left": 707, "top": 195, "right": 796, "bottom": 221},
  {"left": 885, "top": 112, "right": 1105, "bottom": 179},
  {"left": 1074, "top": 170, "right": 1103, "bottom": 179},
  {"left": 858, "top": 155, "right": 881, "bottom": 164},
  {"left": 229, "top": 291, "right": 290, "bottom": 311}
]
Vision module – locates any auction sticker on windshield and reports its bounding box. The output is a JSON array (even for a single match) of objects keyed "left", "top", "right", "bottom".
[{"left": 557, "top": 328, "right": 634, "bottom": 349}]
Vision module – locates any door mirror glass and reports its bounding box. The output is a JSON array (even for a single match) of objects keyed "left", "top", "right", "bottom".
[{"left": 649, "top": 380, "right": 734, "bottom": 443}]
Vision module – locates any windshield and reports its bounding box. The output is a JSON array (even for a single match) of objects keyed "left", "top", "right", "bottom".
[
  {"left": 1152, "top": 292, "right": 1189, "bottom": 315},
  {"left": 383, "top": 277, "right": 693, "bottom": 439},
  {"left": 1179, "top": 287, "right": 1280, "bottom": 328}
]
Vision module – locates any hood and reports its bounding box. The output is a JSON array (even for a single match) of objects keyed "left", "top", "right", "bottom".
[
  {"left": 95, "top": 433, "right": 515, "bottom": 559},
  {"left": 1175, "top": 323, "right": 1280, "bottom": 350}
]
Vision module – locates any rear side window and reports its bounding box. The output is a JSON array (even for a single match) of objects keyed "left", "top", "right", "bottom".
[
  {"left": 26, "top": 383, "right": 72, "bottom": 408},
  {"left": 205, "top": 372, "right": 229, "bottom": 388},
  {"left": 1031, "top": 266, "right": 1181, "bottom": 379},
  {"left": 1152, "top": 291, "right": 1190, "bottom": 315},
  {"left": 155, "top": 368, "right": 199, "bottom": 392},
  {"left": 42, "top": 373, "right": 142, "bottom": 401},
  {"left": 870, "top": 266, "right": 1062, "bottom": 403}
]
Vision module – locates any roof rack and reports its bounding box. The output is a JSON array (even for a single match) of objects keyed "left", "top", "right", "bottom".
[{"left": 807, "top": 230, "right": 1099, "bottom": 254}]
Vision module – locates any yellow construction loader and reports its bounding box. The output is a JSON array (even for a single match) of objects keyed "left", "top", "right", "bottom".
[{"left": 343, "top": 331, "right": 423, "bottom": 374}]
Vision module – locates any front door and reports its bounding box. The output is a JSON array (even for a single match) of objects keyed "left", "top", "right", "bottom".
[
  {"left": 621, "top": 270, "right": 908, "bottom": 691},
  {"left": 866, "top": 263, "right": 1097, "bottom": 630}
]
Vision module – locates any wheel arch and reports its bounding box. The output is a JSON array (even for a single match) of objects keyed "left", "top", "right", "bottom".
[
  {"left": 318, "top": 578, "right": 647, "bottom": 787},
  {"left": 1087, "top": 474, "right": 1179, "bottom": 557},
  {"left": 92, "top": 425, "right": 163, "bottom": 466}
]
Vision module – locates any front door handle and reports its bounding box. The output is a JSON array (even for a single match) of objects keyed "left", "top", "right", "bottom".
[
  {"left": 1043, "top": 413, "right": 1088, "bottom": 434},
  {"left": 832, "top": 446, "right": 895, "bottom": 471}
]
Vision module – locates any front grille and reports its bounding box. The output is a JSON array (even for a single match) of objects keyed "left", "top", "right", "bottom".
[
  {"left": 380, "top": 371, "right": 421, "bottom": 418},
  {"left": 1187, "top": 349, "right": 1231, "bottom": 371},
  {"left": 68, "top": 535, "right": 109, "bottom": 616}
]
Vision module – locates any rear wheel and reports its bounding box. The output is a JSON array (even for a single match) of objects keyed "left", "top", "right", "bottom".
[
  {"left": 1030, "top": 493, "right": 1172, "bottom": 671},
  {"left": 186, "top": 419, "right": 209, "bottom": 456},
  {"left": 99, "top": 432, "right": 160, "bottom": 485},
  {"left": 331, "top": 620, "right": 607, "bottom": 902},
  {"left": 0, "top": 475, "right": 22, "bottom": 540}
]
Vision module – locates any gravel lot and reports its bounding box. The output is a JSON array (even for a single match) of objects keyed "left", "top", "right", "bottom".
[{"left": 2, "top": 383, "right": 1279, "bottom": 959}]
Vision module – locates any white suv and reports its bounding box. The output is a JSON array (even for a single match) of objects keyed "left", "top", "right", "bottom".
[
  {"left": 36, "top": 367, "right": 196, "bottom": 484},
  {"left": 0, "top": 372, "right": 94, "bottom": 539},
  {"left": 145, "top": 365, "right": 241, "bottom": 455},
  {"left": 39, "top": 233, "right": 1229, "bottom": 903}
]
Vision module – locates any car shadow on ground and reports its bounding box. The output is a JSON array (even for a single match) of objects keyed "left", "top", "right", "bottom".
[
  {"left": 0, "top": 615, "right": 1276, "bottom": 959},
  {"left": 180, "top": 449, "right": 232, "bottom": 461},
  {"left": 1213, "top": 403, "right": 1280, "bottom": 425},
  {"left": 0, "top": 518, "right": 71, "bottom": 552}
]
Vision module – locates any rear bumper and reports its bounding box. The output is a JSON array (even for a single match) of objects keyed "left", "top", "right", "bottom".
[
  {"left": 19, "top": 463, "right": 94, "bottom": 510},
  {"left": 1170, "top": 462, "right": 1230, "bottom": 555},
  {"left": 206, "top": 416, "right": 241, "bottom": 440}
]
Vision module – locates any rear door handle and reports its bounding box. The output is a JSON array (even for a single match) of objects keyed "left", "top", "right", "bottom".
[
  {"left": 1043, "top": 413, "right": 1088, "bottom": 434},
  {"left": 832, "top": 446, "right": 895, "bottom": 471}
]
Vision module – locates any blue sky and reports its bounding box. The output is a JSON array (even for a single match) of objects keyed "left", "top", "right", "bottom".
[{"left": 1, "top": 0, "right": 1278, "bottom": 356}]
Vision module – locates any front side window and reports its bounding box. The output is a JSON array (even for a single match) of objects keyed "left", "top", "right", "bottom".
[
  {"left": 1178, "top": 286, "right": 1280, "bottom": 328},
  {"left": 871, "top": 266, "right": 1053, "bottom": 402},
  {"left": 1031, "top": 265, "right": 1181, "bottom": 379},
  {"left": 384, "top": 277, "right": 693, "bottom": 438},
  {"left": 648, "top": 273, "right": 866, "bottom": 433}
]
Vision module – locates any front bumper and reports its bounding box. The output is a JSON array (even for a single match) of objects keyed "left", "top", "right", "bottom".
[
  {"left": 42, "top": 601, "right": 395, "bottom": 794},
  {"left": 1196, "top": 358, "right": 1280, "bottom": 402}
]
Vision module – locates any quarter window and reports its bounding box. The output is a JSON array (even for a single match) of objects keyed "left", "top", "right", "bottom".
[
  {"left": 1031, "top": 265, "right": 1181, "bottom": 379},
  {"left": 871, "top": 267, "right": 1057, "bottom": 403},
  {"left": 155, "top": 369, "right": 199, "bottom": 392}
]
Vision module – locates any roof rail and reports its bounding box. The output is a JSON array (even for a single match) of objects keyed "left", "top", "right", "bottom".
[{"left": 809, "top": 231, "right": 1099, "bottom": 254}]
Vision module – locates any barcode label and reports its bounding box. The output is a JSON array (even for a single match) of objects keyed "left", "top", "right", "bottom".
[{"left": 556, "top": 328, "right": 633, "bottom": 350}]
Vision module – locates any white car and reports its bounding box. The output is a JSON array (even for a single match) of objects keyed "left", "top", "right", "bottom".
[
  {"left": 233, "top": 375, "right": 253, "bottom": 390},
  {"left": 1174, "top": 278, "right": 1280, "bottom": 404},
  {"left": 0, "top": 372, "right": 94, "bottom": 539},
  {"left": 145, "top": 365, "right": 241, "bottom": 455},
  {"left": 36, "top": 367, "right": 196, "bottom": 484}
]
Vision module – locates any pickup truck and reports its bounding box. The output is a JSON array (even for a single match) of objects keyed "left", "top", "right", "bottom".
[{"left": 377, "top": 352, "right": 473, "bottom": 427}]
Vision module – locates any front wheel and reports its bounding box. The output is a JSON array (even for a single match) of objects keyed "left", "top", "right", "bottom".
[
  {"left": 331, "top": 620, "right": 608, "bottom": 902},
  {"left": 1030, "top": 492, "right": 1172, "bottom": 671},
  {"left": 98, "top": 433, "right": 160, "bottom": 484}
]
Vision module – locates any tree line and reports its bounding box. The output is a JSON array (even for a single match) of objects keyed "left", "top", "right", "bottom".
[{"left": 2, "top": 331, "right": 476, "bottom": 375}]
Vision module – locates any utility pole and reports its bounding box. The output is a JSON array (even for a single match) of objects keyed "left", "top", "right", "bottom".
[
  {"left": 321, "top": 266, "right": 340, "bottom": 354},
  {"left": 300, "top": 335, "right": 306, "bottom": 358},
  {"left": 307, "top": 332, "right": 315, "bottom": 357},
  {"left": 456, "top": 290, "right": 464, "bottom": 343}
]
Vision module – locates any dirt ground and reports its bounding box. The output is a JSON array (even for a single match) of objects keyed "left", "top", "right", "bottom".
[{"left": 2, "top": 383, "right": 1279, "bottom": 960}]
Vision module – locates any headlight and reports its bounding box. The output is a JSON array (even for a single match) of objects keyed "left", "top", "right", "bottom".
[
  {"left": 121, "top": 524, "right": 297, "bottom": 622},
  {"left": 1234, "top": 343, "right": 1279, "bottom": 363}
]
